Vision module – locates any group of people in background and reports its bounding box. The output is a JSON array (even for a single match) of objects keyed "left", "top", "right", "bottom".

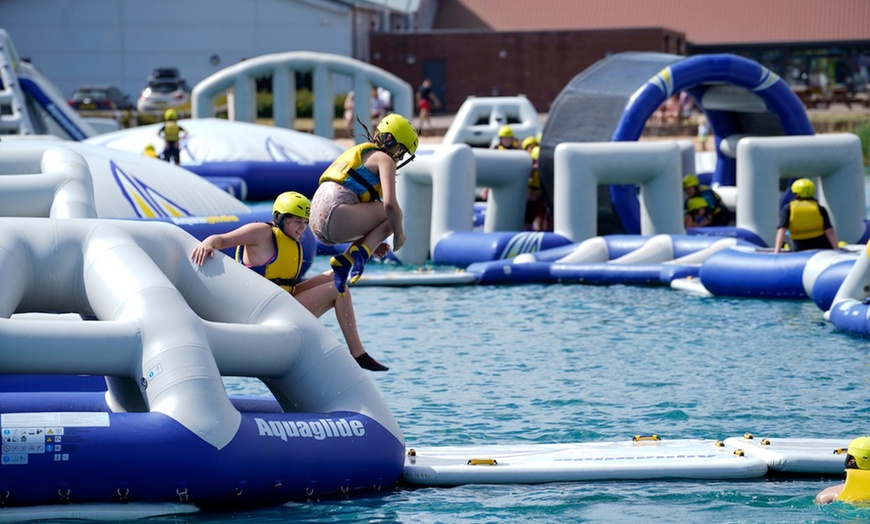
[{"left": 487, "top": 124, "right": 551, "bottom": 231}]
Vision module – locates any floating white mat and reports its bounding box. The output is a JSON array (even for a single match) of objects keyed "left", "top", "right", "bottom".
[
  {"left": 403, "top": 439, "right": 768, "bottom": 486},
  {"left": 354, "top": 269, "right": 477, "bottom": 287},
  {"left": 0, "top": 503, "right": 199, "bottom": 523},
  {"left": 723, "top": 436, "right": 850, "bottom": 475}
]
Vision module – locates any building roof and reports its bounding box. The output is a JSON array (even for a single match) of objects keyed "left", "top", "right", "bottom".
[{"left": 432, "top": 0, "right": 870, "bottom": 45}]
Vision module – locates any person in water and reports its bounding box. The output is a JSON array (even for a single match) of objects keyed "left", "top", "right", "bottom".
[
  {"left": 190, "top": 191, "right": 389, "bottom": 371},
  {"left": 816, "top": 436, "right": 870, "bottom": 504},
  {"left": 774, "top": 178, "right": 839, "bottom": 254},
  {"left": 309, "top": 113, "right": 418, "bottom": 295},
  {"left": 682, "top": 174, "right": 734, "bottom": 226},
  {"left": 157, "top": 108, "right": 187, "bottom": 166}
]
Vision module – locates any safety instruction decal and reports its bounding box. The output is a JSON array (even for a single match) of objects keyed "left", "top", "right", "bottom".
[{"left": 1, "top": 412, "right": 109, "bottom": 465}]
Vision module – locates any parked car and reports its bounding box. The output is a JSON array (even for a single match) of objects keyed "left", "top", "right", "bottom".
[
  {"left": 147, "top": 67, "right": 191, "bottom": 90},
  {"left": 68, "top": 85, "right": 134, "bottom": 111},
  {"left": 137, "top": 79, "right": 191, "bottom": 113}
]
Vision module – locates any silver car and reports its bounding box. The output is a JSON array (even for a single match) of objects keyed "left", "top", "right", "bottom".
[{"left": 137, "top": 79, "right": 190, "bottom": 113}]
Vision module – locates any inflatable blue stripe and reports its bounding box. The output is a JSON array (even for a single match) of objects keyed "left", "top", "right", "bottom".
[
  {"left": 433, "top": 232, "right": 572, "bottom": 267},
  {"left": 699, "top": 249, "right": 817, "bottom": 299},
  {"left": 828, "top": 300, "right": 870, "bottom": 337},
  {"left": 811, "top": 260, "right": 855, "bottom": 312},
  {"left": 552, "top": 263, "right": 699, "bottom": 286},
  {"left": 466, "top": 261, "right": 555, "bottom": 285}
]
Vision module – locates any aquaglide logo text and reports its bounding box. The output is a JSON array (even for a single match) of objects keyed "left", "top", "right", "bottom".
[{"left": 255, "top": 417, "right": 365, "bottom": 442}]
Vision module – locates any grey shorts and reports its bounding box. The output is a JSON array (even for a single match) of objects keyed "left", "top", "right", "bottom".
[{"left": 310, "top": 182, "right": 361, "bottom": 245}]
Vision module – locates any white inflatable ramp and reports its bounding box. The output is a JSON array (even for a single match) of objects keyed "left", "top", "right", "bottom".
[
  {"left": 403, "top": 438, "right": 768, "bottom": 486},
  {"left": 723, "top": 436, "right": 850, "bottom": 475}
]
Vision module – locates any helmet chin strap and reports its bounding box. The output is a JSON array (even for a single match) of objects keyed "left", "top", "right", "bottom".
[{"left": 396, "top": 153, "right": 415, "bottom": 171}]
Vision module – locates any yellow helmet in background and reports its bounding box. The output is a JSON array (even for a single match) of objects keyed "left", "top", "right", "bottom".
[
  {"left": 164, "top": 108, "right": 178, "bottom": 121},
  {"left": 522, "top": 136, "right": 538, "bottom": 150},
  {"left": 848, "top": 437, "right": 870, "bottom": 470},
  {"left": 497, "top": 125, "right": 514, "bottom": 138},
  {"left": 273, "top": 191, "right": 311, "bottom": 220},
  {"left": 530, "top": 145, "right": 539, "bottom": 161},
  {"left": 791, "top": 178, "right": 815, "bottom": 199},
  {"left": 682, "top": 174, "right": 700, "bottom": 189},
  {"left": 686, "top": 196, "right": 708, "bottom": 212},
  {"left": 377, "top": 114, "right": 419, "bottom": 156}
]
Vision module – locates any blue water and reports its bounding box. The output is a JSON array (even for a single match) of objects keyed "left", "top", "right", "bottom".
[{"left": 149, "top": 256, "right": 867, "bottom": 524}]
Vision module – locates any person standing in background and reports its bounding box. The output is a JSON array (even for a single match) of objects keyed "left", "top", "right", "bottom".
[{"left": 416, "top": 79, "right": 440, "bottom": 135}]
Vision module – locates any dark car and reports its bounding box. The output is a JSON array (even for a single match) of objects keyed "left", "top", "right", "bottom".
[
  {"left": 148, "top": 67, "right": 190, "bottom": 91},
  {"left": 67, "top": 85, "right": 134, "bottom": 111}
]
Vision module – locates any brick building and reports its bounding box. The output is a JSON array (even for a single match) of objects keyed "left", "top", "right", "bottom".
[{"left": 371, "top": 0, "right": 870, "bottom": 112}]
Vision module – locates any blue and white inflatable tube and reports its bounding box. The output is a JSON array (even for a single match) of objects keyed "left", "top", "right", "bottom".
[
  {"left": 700, "top": 248, "right": 857, "bottom": 300},
  {"left": 432, "top": 231, "right": 573, "bottom": 267},
  {"left": 467, "top": 234, "right": 755, "bottom": 286},
  {"left": 811, "top": 260, "right": 856, "bottom": 312},
  {"left": 826, "top": 243, "right": 870, "bottom": 337}
]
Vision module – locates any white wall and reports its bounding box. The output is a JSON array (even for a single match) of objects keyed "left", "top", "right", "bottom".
[{"left": 0, "top": 0, "right": 353, "bottom": 100}]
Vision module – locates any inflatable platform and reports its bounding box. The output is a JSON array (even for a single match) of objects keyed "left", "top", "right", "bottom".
[
  {"left": 0, "top": 217, "right": 403, "bottom": 509},
  {"left": 403, "top": 436, "right": 849, "bottom": 487}
]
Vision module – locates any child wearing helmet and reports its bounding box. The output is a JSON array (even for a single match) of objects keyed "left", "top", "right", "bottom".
[
  {"left": 773, "top": 178, "right": 838, "bottom": 254},
  {"left": 682, "top": 174, "right": 733, "bottom": 227},
  {"left": 491, "top": 125, "right": 519, "bottom": 150},
  {"left": 816, "top": 436, "right": 870, "bottom": 504},
  {"left": 157, "top": 108, "right": 187, "bottom": 165},
  {"left": 684, "top": 196, "right": 712, "bottom": 228},
  {"left": 190, "top": 191, "right": 389, "bottom": 372},
  {"left": 310, "top": 113, "right": 418, "bottom": 295}
]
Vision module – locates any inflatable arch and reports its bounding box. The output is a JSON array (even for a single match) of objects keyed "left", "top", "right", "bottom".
[
  {"left": 735, "top": 134, "right": 865, "bottom": 247},
  {"left": 192, "top": 51, "right": 414, "bottom": 142},
  {"left": 395, "top": 145, "right": 534, "bottom": 266},
  {"left": 0, "top": 217, "right": 403, "bottom": 507},
  {"left": 540, "top": 53, "right": 814, "bottom": 235},
  {"left": 552, "top": 141, "right": 684, "bottom": 242}
]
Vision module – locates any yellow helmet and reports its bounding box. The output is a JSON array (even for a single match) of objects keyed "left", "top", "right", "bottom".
[
  {"left": 530, "top": 145, "right": 539, "bottom": 161},
  {"left": 686, "top": 196, "right": 708, "bottom": 212},
  {"left": 848, "top": 437, "right": 870, "bottom": 470},
  {"left": 164, "top": 108, "right": 178, "bottom": 121},
  {"left": 273, "top": 191, "right": 310, "bottom": 220},
  {"left": 376, "top": 114, "right": 418, "bottom": 156},
  {"left": 682, "top": 174, "right": 700, "bottom": 189},
  {"left": 522, "top": 136, "right": 538, "bottom": 150},
  {"left": 497, "top": 125, "right": 514, "bottom": 138},
  {"left": 791, "top": 178, "right": 815, "bottom": 199}
]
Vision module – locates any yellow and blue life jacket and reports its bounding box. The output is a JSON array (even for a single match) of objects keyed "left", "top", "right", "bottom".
[
  {"left": 319, "top": 142, "right": 383, "bottom": 203},
  {"left": 788, "top": 199, "right": 825, "bottom": 240},
  {"left": 235, "top": 225, "right": 303, "bottom": 293}
]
